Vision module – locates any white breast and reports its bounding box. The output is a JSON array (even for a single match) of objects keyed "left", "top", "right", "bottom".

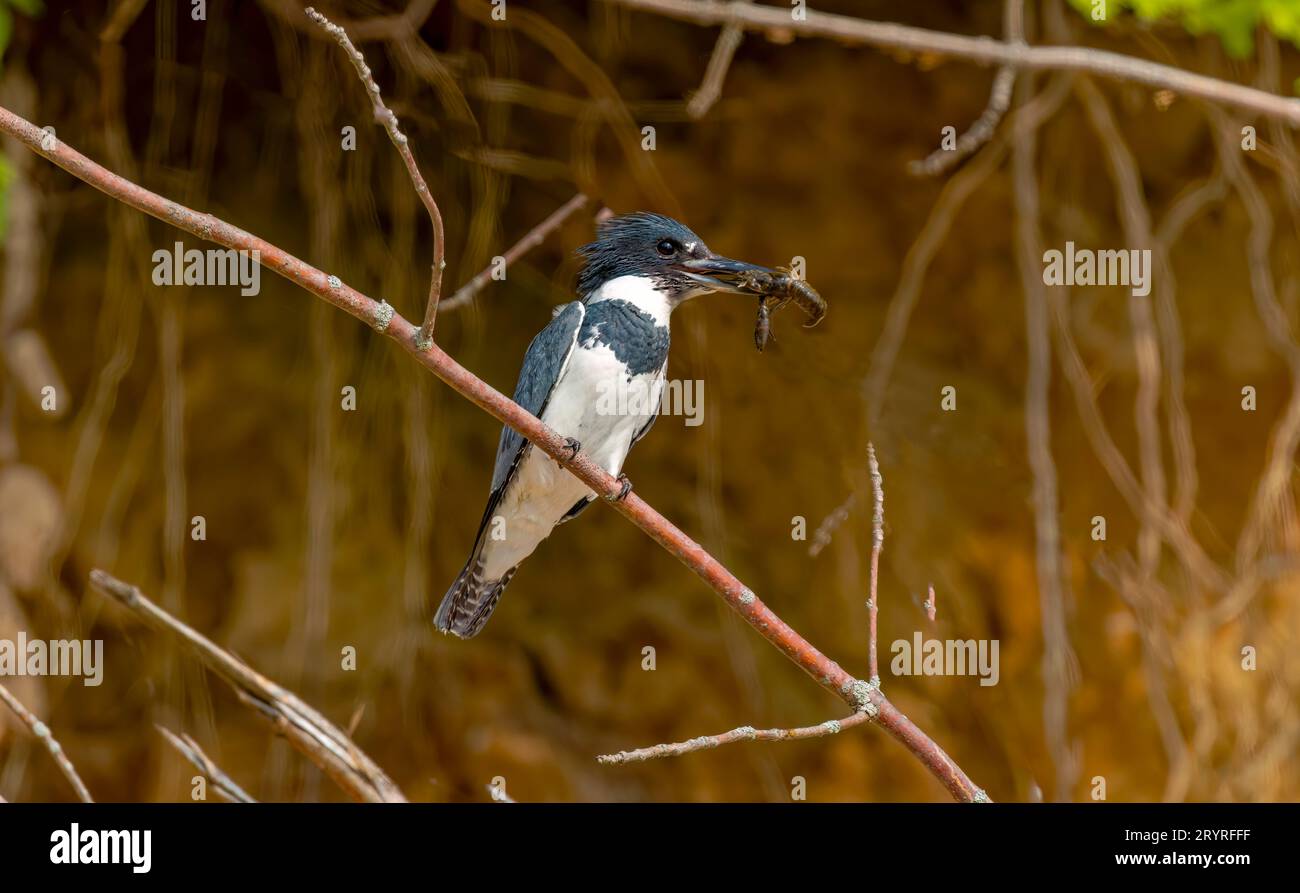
[
  {"left": 585, "top": 274, "right": 673, "bottom": 325},
  {"left": 481, "top": 338, "right": 665, "bottom": 579}
]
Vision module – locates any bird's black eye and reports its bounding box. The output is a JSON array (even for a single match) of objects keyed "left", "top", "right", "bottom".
[{"left": 656, "top": 239, "right": 677, "bottom": 256}]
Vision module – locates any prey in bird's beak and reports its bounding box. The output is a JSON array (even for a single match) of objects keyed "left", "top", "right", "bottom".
[{"left": 676, "top": 254, "right": 828, "bottom": 352}]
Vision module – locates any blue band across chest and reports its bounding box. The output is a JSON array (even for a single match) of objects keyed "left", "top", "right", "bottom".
[{"left": 578, "top": 299, "right": 670, "bottom": 376}]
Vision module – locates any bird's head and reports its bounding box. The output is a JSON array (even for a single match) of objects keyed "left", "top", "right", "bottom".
[{"left": 576, "top": 212, "right": 773, "bottom": 308}]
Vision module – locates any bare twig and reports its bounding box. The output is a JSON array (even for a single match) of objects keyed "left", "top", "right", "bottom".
[
  {"left": 0, "top": 682, "right": 93, "bottom": 803},
  {"left": 89, "top": 569, "right": 406, "bottom": 803},
  {"left": 1151, "top": 174, "right": 1220, "bottom": 527},
  {"left": 440, "top": 192, "right": 590, "bottom": 312},
  {"left": 1076, "top": 78, "right": 1169, "bottom": 580},
  {"left": 1048, "top": 276, "right": 1228, "bottom": 593},
  {"left": 1210, "top": 108, "right": 1300, "bottom": 576},
  {"left": 460, "top": 0, "right": 679, "bottom": 214},
  {"left": 304, "top": 7, "right": 447, "bottom": 349},
  {"left": 598, "top": 711, "right": 874, "bottom": 764},
  {"left": 911, "top": 70, "right": 1016, "bottom": 177},
  {"left": 808, "top": 490, "right": 856, "bottom": 558},
  {"left": 1093, "top": 555, "right": 1192, "bottom": 801},
  {"left": 156, "top": 726, "right": 257, "bottom": 803},
  {"left": 686, "top": 0, "right": 751, "bottom": 119},
  {"left": 0, "top": 104, "right": 984, "bottom": 803},
  {"left": 1012, "top": 51, "right": 1078, "bottom": 801},
  {"left": 604, "top": 0, "right": 1300, "bottom": 126},
  {"left": 867, "top": 443, "right": 884, "bottom": 685},
  {"left": 597, "top": 448, "right": 985, "bottom": 801},
  {"left": 264, "top": 0, "right": 438, "bottom": 42},
  {"left": 909, "top": 0, "right": 1022, "bottom": 176}
]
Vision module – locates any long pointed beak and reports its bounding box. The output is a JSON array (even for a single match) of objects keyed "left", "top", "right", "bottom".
[{"left": 675, "top": 255, "right": 774, "bottom": 294}]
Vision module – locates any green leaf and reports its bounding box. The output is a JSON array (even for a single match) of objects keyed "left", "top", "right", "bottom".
[{"left": 1071, "top": 0, "right": 1300, "bottom": 56}]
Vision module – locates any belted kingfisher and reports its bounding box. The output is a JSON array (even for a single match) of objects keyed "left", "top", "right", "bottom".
[{"left": 435, "top": 212, "right": 773, "bottom": 638}]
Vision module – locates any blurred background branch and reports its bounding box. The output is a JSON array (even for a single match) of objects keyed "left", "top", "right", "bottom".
[
  {"left": 90, "top": 570, "right": 406, "bottom": 803},
  {"left": 0, "top": 680, "right": 93, "bottom": 802}
]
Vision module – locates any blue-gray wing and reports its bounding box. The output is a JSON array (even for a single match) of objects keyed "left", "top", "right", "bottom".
[
  {"left": 489, "top": 301, "right": 585, "bottom": 495},
  {"left": 629, "top": 358, "right": 668, "bottom": 448}
]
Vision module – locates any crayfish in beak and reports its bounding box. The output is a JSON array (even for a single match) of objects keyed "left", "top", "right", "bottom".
[{"left": 735, "top": 267, "right": 827, "bottom": 352}]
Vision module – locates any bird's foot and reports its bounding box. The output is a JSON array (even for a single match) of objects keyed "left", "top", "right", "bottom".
[
  {"left": 562, "top": 436, "right": 582, "bottom": 462},
  {"left": 606, "top": 473, "right": 634, "bottom": 502}
]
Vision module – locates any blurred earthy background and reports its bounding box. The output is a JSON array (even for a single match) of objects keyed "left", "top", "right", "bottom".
[{"left": 0, "top": 0, "right": 1298, "bottom": 802}]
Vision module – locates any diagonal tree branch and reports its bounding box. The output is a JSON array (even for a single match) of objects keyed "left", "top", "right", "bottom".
[
  {"left": 90, "top": 570, "right": 405, "bottom": 803},
  {"left": 600, "top": 442, "right": 926, "bottom": 782},
  {"left": 0, "top": 104, "right": 985, "bottom": 803},
  {"left": 440, "top": 192, "right": 591, "bottom": 312},
  {"left": 604, "top": 0, "right": 1300, "bottom": 126},
  {"left": 156, "top": 726, "right": 257, "bottom": 803},
  {"left": 0, "top": 681, "right": 94, "bottom": 803}
]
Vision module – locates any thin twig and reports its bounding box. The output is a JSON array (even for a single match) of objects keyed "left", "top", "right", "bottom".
[
  {"left": 909, "top": 0, "right": 1022, "bottom": 176},
  {"left": 1151, "top": 173, "right": 1221, "bottom": 526},
  {"left": 1210, "top": 107, "right": 1300, "bottom": 577},
  {"left": 605, "top": 0, "right": 1300, "bottom": 126},
  {"left": 304, "top": 7, "right": 446, "bottom": 349},
  {"left": 685, "top": 0, "right": 751, "bottom": 119},
  {"left": 867, "top": 442, "right": 884, "bottom": 685},
  {"left": 597, "top": 450, "right": 932, "bottom": 787},
  {"left": 0, "top": 682, "right": 93, "bottom": 803},
  {"left": 440, "top": 192, "right": 590, "bottom": 312},
  {"left": 1076, "top": 78, "right": 1169, "bottom": 582},
  {"left": 598, "top": 711, "right": 875, "bottom": 764},
  {"left": 0, "top": 103, "right": 984, "bottom": 803},
  {"left": 1012, "top": 49, "right": 1078, "bottom": 801},
  {"left": 156, "top": 726, "right": 257, "bottom": 803},
  {"left": 1048, "top": 271, "right": 1228, "bottom": 593},
  {"left": 265, "top": 0, "right": 438, "bottom": 42},
  {"left": 89, "top": 569, "right": 406, "bottom": 803},
  {"left": 807, "top": 490, "right": 856, "bottom": 557}
]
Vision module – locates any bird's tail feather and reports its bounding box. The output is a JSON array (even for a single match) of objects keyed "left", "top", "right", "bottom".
[{"left": 434, "top": 557, "right": 519, "bottom": 639}]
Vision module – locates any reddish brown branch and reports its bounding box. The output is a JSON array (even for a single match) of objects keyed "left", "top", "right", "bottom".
[
  {"left": 867, "top": 442, "right": 884, "bottom": 684},
  {"left": 0, "top": 105, "right": 985, "bottom": 803}
]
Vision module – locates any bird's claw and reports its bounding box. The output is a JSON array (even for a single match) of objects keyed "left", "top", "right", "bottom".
[
  {"left": 606, "top": 473, "right": 633, "bottom": 502},
  {"left": 562, "top": 437, "right": 582, "bottom": 462}
]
